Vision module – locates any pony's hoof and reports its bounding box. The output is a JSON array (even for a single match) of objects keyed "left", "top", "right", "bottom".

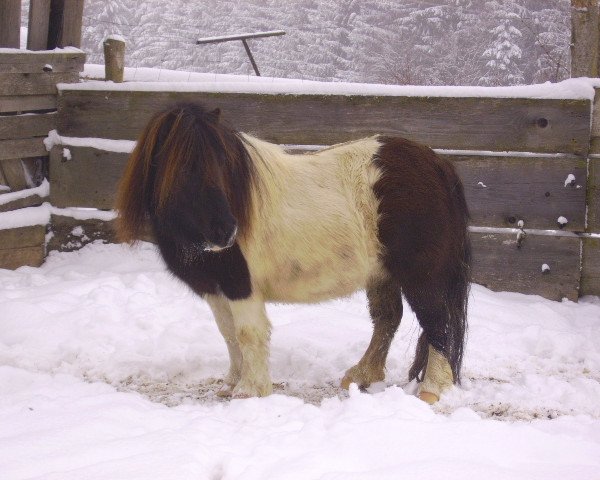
[
  {"left": 216, "top": 384, "right": 233, "bottom": 398},
  {"left": 418, "top": 391, "right": 439, "bottom": 404},
  {"left": 341, "top": 364, "right": 384, "bottom": 390},
  {"left": 232, "top": 381, "right": 273, "bottom": 399}
]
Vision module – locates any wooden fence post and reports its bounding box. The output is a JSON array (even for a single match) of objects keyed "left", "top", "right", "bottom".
[
  {"left": 0, "top": 0, "right": 21, "bottom": 48},
  {"left": 28, "top": 0, "right": 52, "bottom": 50},
  {"left": 571, "top": 0, "right": 600, "bottom": 77},
  {"left": 47, "top": 0, "right": 85, "bottom": 49},
  {"left": 103, "top": 36, "right": 125, "bottom": 82}
]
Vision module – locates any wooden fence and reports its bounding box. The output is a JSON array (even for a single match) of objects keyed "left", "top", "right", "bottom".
[
  {"left": 35, "top": 82, "right": 598, "bottom": 302},
  {"left": 0, "top": 49, "right": 85, "bottom": 269},
  {"left": 0, "top": 0, "right": 85, "bottom": 269}
]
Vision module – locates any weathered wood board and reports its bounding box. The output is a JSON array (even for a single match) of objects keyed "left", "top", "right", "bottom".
[
  {"left": 0, "top": 224, "right": 45, "bottom": 248},
  {"left": 0, "top": 56, "right": 84, "bottom": 73},
  {"left": 0, "top": 138, "right": 47, "bottom": 160},
  {"left": 0, "top": 112, "right": 56, "bottom": 140},
  {"left": 0, "top": 246, "right": 45, "bottom": 270},
  {"left": 0, "top": 50, "right": 85, "bottom": 66},
  {"left": 49, "top": 146, "right": 128, "bottom": 210},
  {"left": 48, "top": 145, "right": 587, "bottom": 231},
  {"left": 0, "top": 72, "right": 79, "bottom": 96},
  {"left": 449, "top": 154, "right": 587, "bottom": 231},
  {"left": 471, "top": 232, "right": 581, "bottom": 301},
  {"left": 57, "top": 89, "right": 591, "bottom": 155},
  {"left": 581, "top": 237, "right": 600, "bottom": 297},
  {"left": 0, "top": 94, "right": 56, "bottom": 113},
  {"left": 27, "top": 0, "right": 51, "bottom": 51},
  {"left": 0, "top": 193, "right": 47, "bottom": 213},
  {"left": 588, "top": 157, "right": 600, "bottom": 233},
  {"left": 0, "top": 225, "right": 45, "bottom": 270}
]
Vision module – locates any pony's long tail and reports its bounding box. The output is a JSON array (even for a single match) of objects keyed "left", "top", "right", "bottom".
[{"left": 409, "top": 178, "right": 471, "bottom": 384}]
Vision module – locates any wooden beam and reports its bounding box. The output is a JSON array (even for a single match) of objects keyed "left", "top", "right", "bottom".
[
  {"left": 570, "top": 0, "right": 600, "bottom": 78},
  {"left": 0, "top": 138, "right": 48, "bottom": 161},
  {"left": 49, "top": 146, "right": 128, "bottom": 210},
  {"left": 0, "top": 95, "right": 56, "bottom": 113},
  {"left": 48, "top": 0, "right": 84, "bottom": 49},
  {"left": 0, "top": 112, "right": 56, "bottom": 141},
  {"left": 0, "top": 72, "right": 79, "bottom": 96},
  {"left": 581, "top": 237, "right": 600, "bottom": 296},
  {"left": 27, "top": 0, "right": 52, "bottom": 50},
  {"left": 0, "top": 0, "right": 21, "bottom": 48},
  {"left": 0, "top": 245, "right": 45, "bottom": 269},
  {"left": 57, "top": 89, "right": 592, "bottom": 155},
  {"left": 471, "top": 232, "right": 581, "bottom": 301}
]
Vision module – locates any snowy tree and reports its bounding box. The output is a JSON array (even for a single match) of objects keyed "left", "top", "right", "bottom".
[{"left": 480, "top": 0, "right": 526, "bottom": 85}]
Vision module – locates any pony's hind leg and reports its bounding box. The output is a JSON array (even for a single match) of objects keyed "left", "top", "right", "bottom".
[
  {"left": 403, "top": 286, "right": 462, "bottom": 404},
  {"left": 205, "top": 294, "right": 243, "bottom": 396},
  {"left": 341, "top": 274, "right": 402, "bottom": 390}
]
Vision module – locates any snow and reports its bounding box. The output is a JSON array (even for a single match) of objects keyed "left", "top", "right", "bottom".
[
  {"left": 565, "top": 173, "right": 576, "bottom": 187},
  {"left": 0, "top": 203, "right": 116, "bottom": 230},
  {"left": 0, "top": 179, "right": 49, "bottom": 206},
  {"left": 45, "top": 129, "right": 136, "bottom": 154},
  {"left": 0, "top": 46, "right": 83, "bottom": 54},
  {"left": 68, "top": 72, "right": 600, "bottom": 101},
  {"left": 558, "top": 216, "right": 569, "bottom": 227},
  {"left": 62, "top": 148, "right": 72, "bottom": 160},
  {"left": 105, "top": 34, "right": 126, "bottom": 43},
  {"left": 0, "top": 242, "right": 599, "bottom": 479}
]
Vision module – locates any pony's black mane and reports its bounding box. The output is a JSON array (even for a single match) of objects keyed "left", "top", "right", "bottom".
[{"left": 116, "top": 102, "right": 256, "bottom": 245}]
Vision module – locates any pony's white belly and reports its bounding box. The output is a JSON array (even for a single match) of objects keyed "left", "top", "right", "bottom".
[{"left": 259, "top": 245, "right": 377, "bottom": 303}]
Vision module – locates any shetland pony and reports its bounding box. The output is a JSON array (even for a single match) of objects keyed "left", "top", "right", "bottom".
[{"left": 115, "top": 103, "right": 471, "bottom": 403}]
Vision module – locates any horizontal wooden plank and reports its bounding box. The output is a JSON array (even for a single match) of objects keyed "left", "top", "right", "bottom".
[
  {"left": 48, "top": 146, "right": 588, "bottom": 231},
  {"left": 471, "top": 231, "right": 581, "bottom": 301},
  {"left": 0, "top": 50, "right": 85, "bottom": 65},
  {"left": 0, "top": 224, "right": 45, "bottom": 248},
  {"left": 0, "top": 193, "right": 46, "bottom": 212},
  {"left": 0, "top": 56, "right": 85, "bottom": 74},
  {"left": 47, "top": 214, "right": 118, "bottom": 252},
  {"left": 57, "top": 90, "right": 591, "bottom": 155},
  {"left": 0, "top": 94, "right": 56, "bottom": 113},
  {"left": 448, "top": 155, "right": 587, "bottom": 231},
  {"left": 591, "top": 88, "right": 600, "bottom": 155},
  {"left": 0, "top": 245, "right": 45, "bottom": 269},
  {"left": 0, "top": 138, "right": 47, "bottom": 160},
  {"left": 0, "top": 72, "right": 79, "bottom": 96},
  {"left": 588, "top": 157, "right": 600, "bottom": 232},
  {"left": 581, "top": 237, "right": 600, "bottom": 297},
  {"left": 49, "top": 146, "right": 127, "bottom": 209},
  {"left": 0, "top": 112, "right": 56, "bottom": 140}
]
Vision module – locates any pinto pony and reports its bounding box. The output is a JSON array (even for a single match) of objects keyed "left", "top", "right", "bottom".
[{"left": 115, "top": 103, "right": 471, "bottom": 403}]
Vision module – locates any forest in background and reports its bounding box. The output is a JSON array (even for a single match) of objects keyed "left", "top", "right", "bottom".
[{"left": 24, "top": 0, "right": 571, "bottom": 86}]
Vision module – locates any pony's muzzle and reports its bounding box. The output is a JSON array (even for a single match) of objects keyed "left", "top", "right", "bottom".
[{"left": 205, "top": 222, "right": 238, "bottom": 252}]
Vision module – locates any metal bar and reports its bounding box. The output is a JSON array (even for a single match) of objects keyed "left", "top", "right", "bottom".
[
  {"left": 196, "top": 30, "right": 285, "bottom": 45},
  {"left": 242, "top": 39, "right": 261, "bottom": 76}
]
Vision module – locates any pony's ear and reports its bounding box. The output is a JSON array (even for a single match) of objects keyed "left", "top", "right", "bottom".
[{"left": 209, "top": 108, "right": 221, "bottom": 122}]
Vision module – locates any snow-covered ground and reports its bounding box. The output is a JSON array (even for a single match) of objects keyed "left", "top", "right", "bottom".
[{"left": 1, "top": 242, "right": 599, "bottom": 479}]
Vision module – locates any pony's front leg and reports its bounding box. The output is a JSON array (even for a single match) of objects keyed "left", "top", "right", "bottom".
[
  {"left": 205, "top": 294, "right": 242, "bottom": 396},
  {"left": 228, "top": 295, "right": 273, "bottom": 398}
]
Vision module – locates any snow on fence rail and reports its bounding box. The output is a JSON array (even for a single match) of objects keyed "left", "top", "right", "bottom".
[{"left": 1, "top": 74, "right": 599, "bottom": 301}]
